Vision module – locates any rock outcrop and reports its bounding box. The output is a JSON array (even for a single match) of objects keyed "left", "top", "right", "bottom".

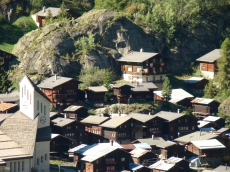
[{"left": 12, "top": 9, "right": 162, "bottom": 83}]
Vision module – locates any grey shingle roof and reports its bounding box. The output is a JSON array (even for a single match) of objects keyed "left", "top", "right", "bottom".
[
  {"left": 81, "top": 115, "right": 109, "bottom": 125},
  {"left": 128, "top": 82, "right": 158, "bottom": 92},
  {"left": 0, "top": 111, "right": 38, "bottom": 155},
  {"left": 87, "top": 86, "right": 108, "bottom": 92},
  {"left": 196, "top": 49, "right": 221, "bottom": 62},
  {"left": 64, "top": 105, "right": 84, "bottom": 112},
  {"left": 100, "top": 116, "right": 131, "bottom": 128},
  {"left": 217, "top": 128, "right": 230, "bottom": 133},
  {"left": 128, "top": 113, "right": 155, "bottom": 123},
  {"left": 35, "top": 7, "right": 61, "bottom": 17},
  {"left": 52, "top": 117, "right": 75, "bottom": 127},
  {"left": 37, "top": 75, "right": 76, "bottom": 89},
  {"left": 135, "top": 137, "right": 165, "bottom": 146},
  {"left": 173, "top": 131, "right": 218, "bottom": 144},
  {"left": 156, "top": 141, "right": 176, "bottom": 148},
  {"left": 154, "top": 111, "right": 185, "bottom": 122},
  {"left": 0, "top": 96, "right": 19, "bottom": 102},
  {"left": 117, "top": 51, "right": 158, "bottom": 63}
]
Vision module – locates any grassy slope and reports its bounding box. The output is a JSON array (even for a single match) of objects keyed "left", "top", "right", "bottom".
[{"left": 0, "top": 16, "right": 37, "bottom": 52}]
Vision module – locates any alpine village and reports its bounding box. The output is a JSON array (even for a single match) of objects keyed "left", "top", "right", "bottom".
[{"left": 1, "top": 1, "right": 230, "bottom": 172}]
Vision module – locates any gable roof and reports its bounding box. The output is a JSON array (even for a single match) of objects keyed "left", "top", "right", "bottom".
[
  {"left": 184, "top": 77, "right": 206, "bottom": 84},
  {"left": 154, "top": 111, "right": 186, "bottom": 122},
  {"left": 191, "top": 97, "right": 217, "bottom": 105},
  {"left": 203, "top": 116, "right": 221, "bottom": 122},
  {"left": 128, "top": 82, "right": 158, "bottom": 92},
  {"left": 133, "top": 137, "right": 165, "bottom": 146},
  {"left": 133, "top": 143, "right": 152, "bottom": 149},
  {"left": 0, "top": 103, "right": 17, "bottom": 112},
  {"left": 0, "top": 111, "right": 38, "bottom": 155},
  {"left": 156, "top": 141, "right": 176, "bottom": 148},
  {"left": 117, "top": 51, "right": 159, "bottom": 63},
  {"left": 166, "top": 157, "right": 184, "bottom": 164},
  {"left": 128, "top": 113, "right": 155, "bottom": 123},
  {"left": 81, "top": 115, "right": 109, "bottom": 125},
  {"left": 196, "top": 49, "right": 221, "bottom": 62},
  {"left": 198, "top": 120, "right": 211, "bottom": 128},
  {"left": 52, "top": 117, "right": 75, "bottom": 127},
  {"left": 64, "top": 105, "right": 84, "bottom": 112},
  {"left": 174, "top": 131, "right": 218, "bottom": 144},
  {"left": 154, "top": 88, "right": 194, "bottom": 103},
  {"left": 130, "top": 148, "right": 149, "bottom": 158},
  {"left": 100, "top": 116, "right": 131, "bottom": 128},
  {"left": 37, "top": 75, "right": 79, "bottom": 89},
  {"left": 35, "top": 7, "right": 61, "bottom": 17},
  {"left": 86, "top": 86, "right": 108, "bottom": 92},
  {"left": 110, "top": 83, "right": 134, "bottom": 89},
  {"left": 149, "top": 160, "right": 175, "bottom": 170},
  {"left": 191, "top": 139, "right": 225, "bottom": 150}
]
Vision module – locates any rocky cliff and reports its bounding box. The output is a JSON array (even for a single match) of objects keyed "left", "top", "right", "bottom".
[{"left": 12, "top": 9, "right": 164, "bottom": 83}]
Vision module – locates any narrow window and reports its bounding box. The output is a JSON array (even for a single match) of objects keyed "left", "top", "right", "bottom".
[
  {"left": 10, "top": 162, "right": 12, "bottom": 172},
  {"left": 41, "top": 103, "right": 42, "bottom": 113},
  {"left": 45, "top": 154, "right": 47, "bottom": 161},
  {"left": 24, "top": 85, "right": 26, "bottom": 95},
  {"left": 37, "top": 158, "right": 39, "bottom": 165},
  {"left": 44, "top": 105, "right": 46, "bottom": 115},
  {"left": 14, "top": 162, "right": 16, "bottom": 172},
  {"left": 22, "top": 161, "right": 24, "bottom": 171},
  {"left": 41, "top": 156, "right": 43, "bottom": 163},
  {"left": 30, "top": 94, "right": 31, "bottom": 104},
  {"left": 18, "top": 161, "right": 20, "bottom": 172},
  {"left": 21, "top": 87, "right": 23, "bottom": 98},
  {"left": 37, "top": 100, "right": 39, "bottom": 111},
  {"left": 121, "top": 158, "right": 125, "bottom": 161},
  {"left": 27, "top": 89, "right": 29, "bottom": 100}
]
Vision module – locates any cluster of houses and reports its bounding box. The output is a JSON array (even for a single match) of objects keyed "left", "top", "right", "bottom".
[{"left": 0, "top": 46, "right": 227, "bottom": 172}]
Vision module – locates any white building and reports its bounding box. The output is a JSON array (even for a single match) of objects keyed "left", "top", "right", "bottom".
[{"left": 0, "top": 75, "right": 51, "bottom": 172}]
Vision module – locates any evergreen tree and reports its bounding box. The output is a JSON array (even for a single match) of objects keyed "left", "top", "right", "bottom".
[
  {"left": 58, "top": 1, "right": 69, "bottom": 20},
  {"left": 203, "top": 79, "right": 217, "bottom": 98},
  {"left": 161, "top": 76, "right": 172, "bottom": 101},
  {"left": 217, "top": 38, "right": 230, "bottom": 90},
  {"left": 44, "top": 9, "right": 53, "bottom": 25},
  {"left": 0, "top": 62, "right": 11, "bottom": 93}
]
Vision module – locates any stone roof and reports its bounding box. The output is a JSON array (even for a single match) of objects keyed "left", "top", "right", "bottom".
[
  {"left": 117, "top": 51, "right": 159, "bottom": 63},
  {"left": 128, "top": 113, "right": 155, "bottom": 123},
  {"left": 156, "top": 141, "right": 176, "bottom": 148},
  {"left": 191, "top": 97, "right": 216, "bottom": 105},
  {"left": 174, "top": 131, "right": 218, "bottom": 144},
  {"left": 196, "top": 49, "right": 221, "bottom": 62},
  {"left": 0, "top": 103, "right": 18, "bottom": 112},
  {"left": 0, "top": 96, "right": 19, "bottom": 103},
  {"left": 154, "top": 111, "right": 186, "bottom": 122},
  {"left": 0, "top": 113, "right": 13, "bottom": 122},
  {"left": 81, "top": 115, "right": 109, "bottom": 125},
  {"left": 35, "top": 7, "right": 61, "bottom": 17},
  {"left": 130, "top": 148, "right": 149, "bottom": 158},
  {"left": 128, "top": 82, "right": 158, "bottom": 92},
  {"left": 121, "top": 144, "right": 135, "bottom": 150},
  {"left": 100, "top": 116, "right": 131, "bottom": 128},
  {"left": 0, "top": 111, "right": 38, "bottom": 155},
  {"left": 52, "top": 117, "right": 75, "bottom": 127},
  {"left": 87, "top": 86, "right": 108, "bottom": 92},
  {"left": 64, "top": 105, "right": 84, "bottom": 112},
  {"left": 134, "top": 137, "right": 165, "bottom": 146}
]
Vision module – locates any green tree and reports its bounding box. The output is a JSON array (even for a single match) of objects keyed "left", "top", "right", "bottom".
[
  {"left": 0, "top": 62, "right": 12, "bottom": 93},
  {"left": 58, "top": 1, "right": 69, "bottom": 20},
  {"left": 44, "top": 9, "right": 53, "bottom": 25},
  {"left": 203, "top": 79, "right": 217, "bottom": 98},
  {"left": 216, "top": 38, "right": 230, "bottom": 90},
  {"left": 161, "top": 77, "right": 172, "bottom": 101}
]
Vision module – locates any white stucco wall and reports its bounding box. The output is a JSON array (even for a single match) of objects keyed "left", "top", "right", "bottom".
[
  {"left": 123, "top": 74, "right": 167, "bottom": 83},
  {"left": 31, "top": 14, "right": 39, "bottom": 27},
  {"left": 2, "top": 159, "right": 31, "bottom": 172},
  {"left": 201, "top": 70, "right": 215, "bottom": 79},
  {"left": 33, "top": 141, "right": 50, "bottom": 172}
]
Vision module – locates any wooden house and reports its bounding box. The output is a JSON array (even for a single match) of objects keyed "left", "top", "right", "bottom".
[
  {"left": 74, "top": 142, "right": 131, "bottom": 172},
  {"left": 154, "top": 111, "right": 198, "bottom": 141},
  {"left": 184, "top": 77, "right": 208, "bottom": 91},
  {"left": 154, "top": 88, "right": 194, "bottom": 107},
  {"left": 0, "top": 49, "right": 17, "bottom": 70},
  {"left": 128, "top": 113, "right": 164, "bottom": 138},
  {"left": 110, "top": 84, "right": 133, "bottom": 103},
  {"left": 216, "top": 128, "right": 230, "bottom": 156},
  {"left": 31, "top": 7, "right": 81, "bottom": 27},
  {"left": 148, "top": 160, "right": 175, "bottom": 172},
  {"left": 191, "top": 98, "right": 220, "bottom": 117},
  {"left": 51, "top": 117, "right": 86, "bottom": 145},
  {"left": 129, "top": 163, "right": 152, "bottom": 172},
  {"left": 201, "top": 116, "right": 225, "bottom": 130},
  {"left": 81, "top": 115, "right": 110, "bottom": 144},
  {"left": 85, "top": 86, "right": 108, "bottom": 108},
  {"left": 37, "top": 75, "right": 82, "bottom": 109},
  {"left": 117, "top": 50, "right": 170, "bottom": 83},
  {"left": 187, "top": 139, "right": 226, "bottom": 167},
  {"left": 50, "top": 134, "right": 76, "bottom": 158},
  {"left": 130, "top": 148, "right": 158, "bottom": 166},
  {"left": 100, "top": 116, "right": 144, "bottom": 144},
  {"left": 156, "top": 141, "right": 184, "bottom": 159},
  {"left": 63, "top": 105, "right": 88, "bottom": 121},
  {"left": 196, "top": 49, "right": 221, "bottom": 79}
]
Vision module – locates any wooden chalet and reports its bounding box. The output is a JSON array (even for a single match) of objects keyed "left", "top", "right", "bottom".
[
  {"left": 184, "top": 77, "right": 208, "bottom": 91},
  {"left": 191, "top": 98, "right": 220, "bottom": 117},
  {"left": 187, "top": 139, "right": 226, "bottom": 167},
  {"left": 32, "top": 7, "right": 81, "bottom": 27},
  {"left": 85, "top": 86, "right": 108, "bottom": 108},
  {"left": 117, "top": 50, "right": 170, "bottom": 83},
  {"left": 100, "top": 116, "right": 144, "bottom": 144},
  {"left": 154, "top": 88, "right": 194, "bottom": 107},
  {"left": 0, "top": 49, "right": 17, "bottom": 70},
  {"left": 110, "top": 84, "right": 133, "bottom": 103},
  {"left": 37, "top": 75, "right": 82, "bottom": 109},
  {"left": 81, "top": 115, "right": 110, "bottom": 144},
  {"left": 74, "top": 142, "right": 131, "bottom": 172},
  {"left": 154, "top": 111, "right": 198, "bottom": 141},
  {"left": 128, "top": 113, "right": 164, "bottom": 138},
  {"left": 201, "top": 116, "right": 225, "bottom": 130},
  {"left": 130, "top": 148, "right": 158, "bottom": 166},
  {"left": 129, "top": 163, "right": 152, "bottom": 172},
  {"left": 196, "top": 49, "right": 221, "bottom": 79},
  {"left": 50, "top": 134, "right": 76, "bottom": 158},
  {"left": 51, "top": 117, "right": 86, "bottom": 145},
  {"left": 63, "top": 105, "right": 88, "bottom": 121},
  {"left": 156, "top": 141, "right": 184, "bottom": 159},
  {"left": 216, "top": 128, "right": 230, "bottom": 156}
]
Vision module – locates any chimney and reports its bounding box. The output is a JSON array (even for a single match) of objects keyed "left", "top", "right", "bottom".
[
  {"left": 110, "top": 139, "right": 114, "bottom": 146},
  {"left": 177, "top": 109, "right": 180, "bottom": 113},
  {"left": 55, "top": 74, "right": 57, "bottom": 80},
  {"left": 43, "top": 6, "right": 46, "bottom": 12},
  {"left": 152, "top": 135, "right": 154, "bottom": 139},
  {"left": 149, "top": 112, "right": 151, "bottom": 115},
  {"left": 136, "top": 82, "right": 139, "bottom": 87},
  {"left": 64, "top": 114, "right": 67, "bottom": 118},
  {"left": 140, "top": 48, "right": 143, "bottom": 52}
]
